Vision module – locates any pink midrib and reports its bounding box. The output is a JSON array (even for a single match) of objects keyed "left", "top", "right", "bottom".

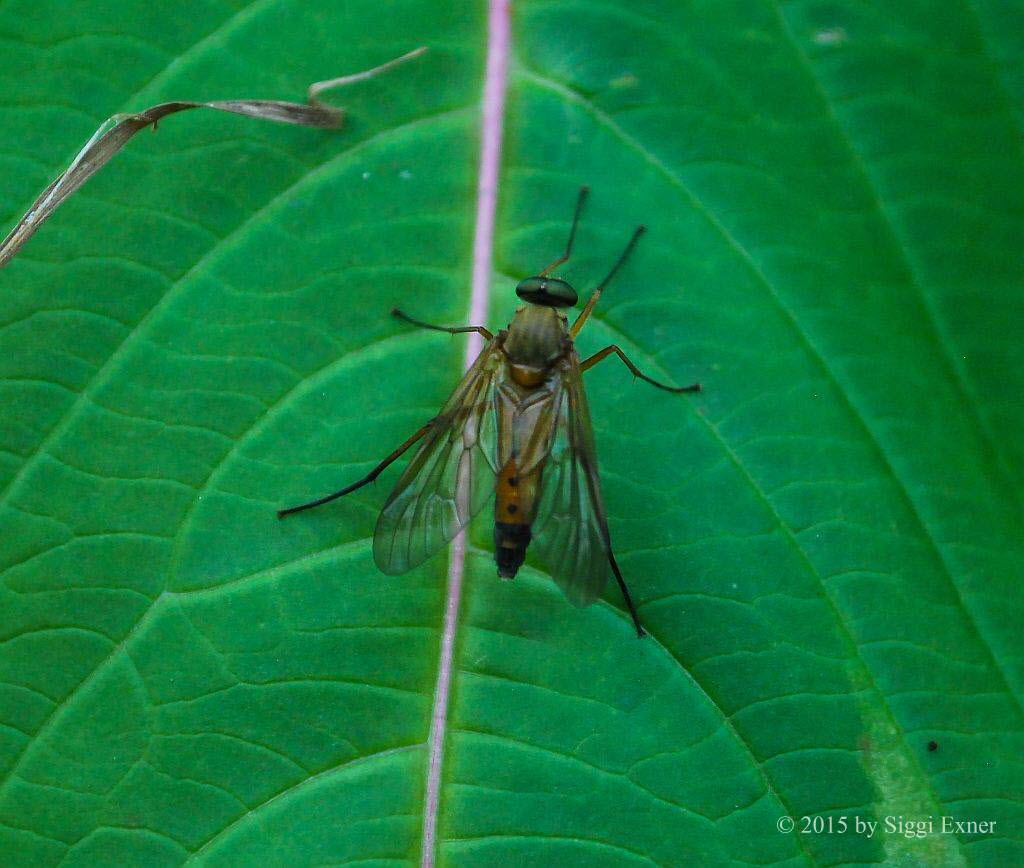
[{"left": 420, "top": 2, "right": 510, "bottom": 866}]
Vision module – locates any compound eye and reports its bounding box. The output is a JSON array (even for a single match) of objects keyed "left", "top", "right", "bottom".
[{"left": 515, "top": 277, "right": 577, "bottom": 308}]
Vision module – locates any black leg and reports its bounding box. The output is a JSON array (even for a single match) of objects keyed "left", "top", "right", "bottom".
[
  {"left": 392, "top": 308, "right": 492, "bottom": 341},
  {"left": 539, "top": 186, "right": 589, "bottom": 277},
  {"left": 608, "top": 550, "right": 646, "bottom": 638},
  {"left": 571, "top": 225, "right": 645, "bottom": 337},
  {"left": 277, "top": 422, "right": 431, "bottom": 518},
  {"left": 580, "top": 345, "right": 700, "bottom": 393}
]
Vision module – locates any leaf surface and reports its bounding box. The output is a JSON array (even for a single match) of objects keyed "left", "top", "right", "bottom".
[{"left": 0, "top": 1, "right": 1022, "bottom": 865}]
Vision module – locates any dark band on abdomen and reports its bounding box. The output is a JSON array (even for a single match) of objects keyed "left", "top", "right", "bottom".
[{"left": 494, "top": 521, "right": 532, "bottom": 579}]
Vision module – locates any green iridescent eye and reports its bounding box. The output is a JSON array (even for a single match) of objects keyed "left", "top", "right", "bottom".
[{"left": 514, "top": 277, "right": 577, "bottom": 308}]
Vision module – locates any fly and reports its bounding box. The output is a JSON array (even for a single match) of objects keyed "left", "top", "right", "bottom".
[{"left": 278, "top": 188, "right": 701, "bottom": 637}]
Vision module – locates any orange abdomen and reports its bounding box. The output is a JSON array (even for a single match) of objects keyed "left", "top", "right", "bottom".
[{"left": 493, "top": 458, "right": 544, "bottom": 579}]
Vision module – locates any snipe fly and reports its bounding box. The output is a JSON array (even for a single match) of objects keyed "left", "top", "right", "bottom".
[{"left": 279, "top": 188, "right": 701, "bottom": 637}]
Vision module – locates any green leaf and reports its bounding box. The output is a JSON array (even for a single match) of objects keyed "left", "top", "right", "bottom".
[{"left": 1, "top": 1, "right": 1022, "bottom": 866}]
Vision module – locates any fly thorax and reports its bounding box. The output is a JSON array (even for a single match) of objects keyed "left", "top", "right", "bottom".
[{"left": 504, "top": 305, "right": 569, "bottom": 372}]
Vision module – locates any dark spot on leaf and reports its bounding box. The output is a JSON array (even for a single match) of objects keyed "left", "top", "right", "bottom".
[
  {"left": 507, "top": 504, "right": 518, "bottom": 514},
  {"left": 927, "top": 740, "right": 938, "bottom": 752}
]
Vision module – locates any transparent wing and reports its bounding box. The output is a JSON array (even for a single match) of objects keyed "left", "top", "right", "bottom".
[
  {"left": 373, "top": 338, "right": 502, "bottom": 574},
  {"left": 531, "top": 352, "right": 614, "bottom": 606}
]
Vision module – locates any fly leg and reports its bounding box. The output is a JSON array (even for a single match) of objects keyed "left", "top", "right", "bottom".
[
  {"left": 607, "top": 550, "right": 647, "bottom": 639},
  {"left": 392, "top": 308, "right": 492, "bottom": 341},
  {"left": 580, "top": 345, "right": 700, "bottom": 393},
  {"left": 538, "top": 185, "right": 589, "bottom": 276},
  {"left": 580, "top": 459, "right": 648, "bottom": 638},
  {"left": 570, "top": 225, "right": 645, "bottom": 337},
  {"left": 277, "top": 422, "right": 432, "bottom": 517}
]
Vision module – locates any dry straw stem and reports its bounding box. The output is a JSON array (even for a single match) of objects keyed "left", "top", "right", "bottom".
[{"left": 0, "top": 46, "right": 428, "bottom": 270}]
